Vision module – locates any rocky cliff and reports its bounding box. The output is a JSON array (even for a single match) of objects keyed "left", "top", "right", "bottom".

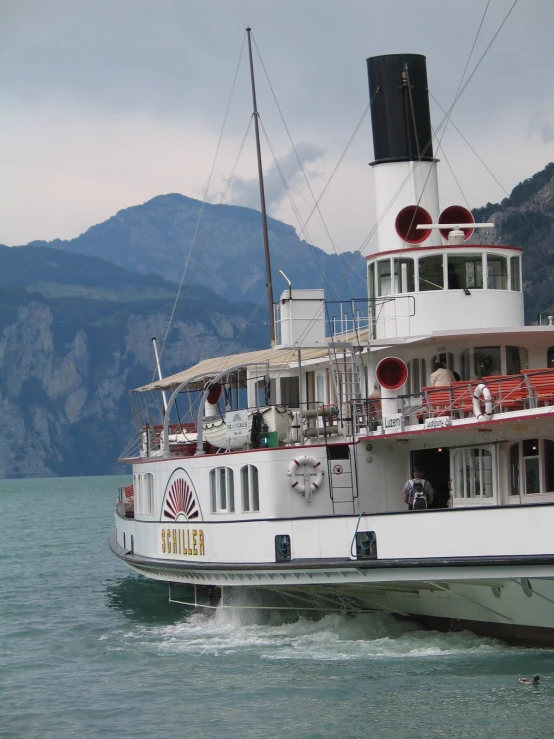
[
  {"left": 470, "top": 162, "right": 554, "bottom": 322},
  {"left": 0, "top": 250, "right": 266, "bottom": 478}
]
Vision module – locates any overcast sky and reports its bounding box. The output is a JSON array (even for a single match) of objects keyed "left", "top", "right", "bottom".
[{"left": 0, "top": 0, "right": 553, "bottom": 255}]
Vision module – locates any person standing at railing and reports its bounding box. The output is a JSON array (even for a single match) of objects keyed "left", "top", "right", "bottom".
[{"left": 430, "top": 360, "right": 455, "bottom": 386}]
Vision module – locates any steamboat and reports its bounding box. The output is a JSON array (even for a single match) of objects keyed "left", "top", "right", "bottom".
[{"left": 110, "top": 39, "right": 554, "bottom": 646}]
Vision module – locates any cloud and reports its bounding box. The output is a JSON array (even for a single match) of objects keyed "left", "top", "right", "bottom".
[
  {"left": 228, "top": 142, "right": 325, "bottom": 211},
  {"left": 527, "top": 113, "right": 554, "bottom": 144}
]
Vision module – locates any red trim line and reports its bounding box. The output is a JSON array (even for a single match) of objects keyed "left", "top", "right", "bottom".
[
  {"left": 365, "top": 244, "right": 523, "bottom": 261},
  {"left": 119, "top": 439, "right": 361, "bottom": 465},
  {"left": 360, "top": 409, "right": 554, "bottom": 442}
]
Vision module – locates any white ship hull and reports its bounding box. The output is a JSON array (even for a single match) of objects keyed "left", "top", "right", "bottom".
[{"left": 111, "top": 496, "right": 554, "bottom": 645}]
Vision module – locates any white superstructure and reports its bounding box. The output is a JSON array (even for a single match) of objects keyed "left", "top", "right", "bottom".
[{"left": 110, "top": 52, "right": 554, "bottom": 646}]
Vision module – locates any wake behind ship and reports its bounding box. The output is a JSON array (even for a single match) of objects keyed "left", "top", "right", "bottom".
[{"left": 110, "top": 45, "right": 554, "bottom": 646}]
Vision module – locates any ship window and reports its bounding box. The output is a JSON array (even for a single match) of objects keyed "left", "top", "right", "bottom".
[
  {"left": 368, "top": 263, "right": 376, "bottom": 340},
  {"left": 407, "top": 357, "right": 426, "bottom": 395},
  {"left": 241, "top": 465, "right": 259, "bottom": 513},
  {"left": 209, "top": 470, "right": 216, "bottom": 512},
  {"left": 377, "top": 259, "right": 392, "bottom": 296},
  {"left": 547, "top": 347, "right": 554, "bottom": 368},
  {"left": 316, "top": 373, "right": 325, "bottom": 404},
  {"left": 506, "top": 346, "right": 527, "bottom": 374},
  {"left": 510, "top": 443, "right": 520, "bottom": 496},
  {"left": 142, "top": 473, "right": 154, "bottom": 514},
  {"left": 486, "top": 254, "right": 508, "bottom": 290},
  {"left": 432, "top": 352, "right": 455, "bottom": 372},
  {"left": 453, "top": 448, "right": 492, "bottom": 498},
  {"left": 510, "top": 256, "right": 521, "bottom": 291},
  {"left": 280, "top": 376, "right": 299, "bottom": 407},
  {"left": 523, "top": 439, "right": 540, "bottom": 495},
  {"left": 368, "top": 262, "right": 376, "bottom": 300},
  {"left": 447, "top": 254, "right": 483, "bottom": 290},
  {"left": 545, "top": 440, "right": 554, "bottom": 493},
  {"left": 135, "top": 474, "right": 143, "bottom": 512},
  {"left": 210, "top": 467, "right": 235, "bottom": 513},
  {"left": 509, "top": 439, "right": 554, "bottom": 496},
  {"left": 474, "top": 346, "right": 501, "bottom": 379},
  {"left": 418, "top": 255, "right": 444, "bottom": 292},
  {"left": 256, "top": 377, "right": 272, "bottom": 406},
  {"left": 393, "top": 258, "right": 415, "bottom": 293}
]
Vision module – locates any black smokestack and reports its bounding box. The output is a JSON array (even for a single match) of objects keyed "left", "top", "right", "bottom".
[{"left": 367, "top": 53, "right": 434, "bottom": 165}]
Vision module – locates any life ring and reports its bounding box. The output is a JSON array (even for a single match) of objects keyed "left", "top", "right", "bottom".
[
  {"left": 287, "top": 455, "right": 324, "bottom": 502},
  {"left": 472, "top": 383, "right": 493, "bottom": 421}
]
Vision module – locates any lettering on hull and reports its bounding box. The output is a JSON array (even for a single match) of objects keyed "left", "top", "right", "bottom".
[{"left": 161, "top": 528, "right": 205, "bottom": 556}]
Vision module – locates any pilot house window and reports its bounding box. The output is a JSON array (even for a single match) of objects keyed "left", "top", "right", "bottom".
[
  {"left": 377, "top": 259, "right": 392, "bottom": 296},
  {"left": 487, "top": 254, "right": 508, "bottom": 290},
  {"left": 393, "top": 258, "right": 415, "bottom": 293},
  {"left": 447, "top": 254, "right": 483, "bottom": 290},
  {"left": 418, "top": 255, "right": 444, "bottom": 292},
  {"left": 510, "top": 256, "right": 521, "bottom": 291}
]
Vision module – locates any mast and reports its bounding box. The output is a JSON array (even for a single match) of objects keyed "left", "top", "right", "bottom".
[{"left": 246, "top": 27, "right": 275, "bottom": 345}]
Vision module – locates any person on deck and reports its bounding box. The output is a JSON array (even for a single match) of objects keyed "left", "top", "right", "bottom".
[
  {"left": 403, "top": 467, "right": 434, "bottom": 510},
  {"left": 430, "top": 360, "right": 455, "bottom": 386}
]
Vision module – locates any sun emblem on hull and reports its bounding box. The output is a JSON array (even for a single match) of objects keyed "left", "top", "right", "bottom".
[{"left": 163, "top": 476, "right": 200, "bottom": 521}]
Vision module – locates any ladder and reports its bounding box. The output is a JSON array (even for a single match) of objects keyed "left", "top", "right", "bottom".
[{"left": 327, "top": 342, "right": 367, "bottom": 436}]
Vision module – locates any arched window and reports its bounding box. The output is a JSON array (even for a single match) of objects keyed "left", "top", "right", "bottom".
[
  {"left": 432, "top": 352, "right": 455, "bottom": 371},
  {"left": 209, "top": 467, "right": 235, "bottom": 513},
  {"left": 135, "top": 474, "right": 143, "bottom": 512},
  {"left": 241, "top": 465, "right": 260, "bottom": 512},
  {"left": 407, "top": 358, "right": 426, "bottom": 395},
  {"left": 474, "top": 346, "right": 501, "bottom": 378},
  {"left": 143, "top": 473, "right": 154, "bottom": 514},
  {"left": 418, "top": 255, "right": 444, "bottom": 291},
  {"left": 506, "top": 347, "right": 528, "bottom": 374}
]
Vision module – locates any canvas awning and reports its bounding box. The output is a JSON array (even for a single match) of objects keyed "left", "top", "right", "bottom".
[{"left": 135, "top": 345, "right": 332, "bottom": 392}]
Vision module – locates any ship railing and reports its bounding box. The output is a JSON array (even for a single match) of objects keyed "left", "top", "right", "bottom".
[
  {"left": 138, "top": 401, "right": 357, "bottom": 453},
  {"left": 137, "top": 422, "right": 197, "bottom": 458},
  {"left": 415, "top": 367, "right": 554, "bottom": 422},
  {"left": 325, "top": 297, "right": 416, "bottom": 343},
  {"left": 116, "top": 483, "right": 134, "bottom": 518}
]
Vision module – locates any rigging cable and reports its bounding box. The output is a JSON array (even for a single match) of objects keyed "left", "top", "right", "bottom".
[
  {"left": 428, "top": 88, "right": 551, "bottom": 249},
  {"left": 148, "top": 4, "right": 519, "bottom": 414},
  {"left": 252, "top": 32, "right": 371, "bottom": 292},
  {"left": 356, "top": 0, "right": 518, "bottom": 260},
  {"left": 154, "top": 31, "right": 247, "bottom": 377}
]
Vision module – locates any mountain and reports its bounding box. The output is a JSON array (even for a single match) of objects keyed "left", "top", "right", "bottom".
[
  {"left": 0, "top": 248, "right": 267, "bottom": 478},
  {"left": 29, "top": 194, "right": 368, "bottom": 304},
  {"left": 470, "top": 162, "right": 554, "bottom": 322}
]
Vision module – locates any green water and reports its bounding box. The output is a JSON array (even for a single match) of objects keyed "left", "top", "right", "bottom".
[{"left": 1, "top": 475, "right": 554, "bottom": 738}]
